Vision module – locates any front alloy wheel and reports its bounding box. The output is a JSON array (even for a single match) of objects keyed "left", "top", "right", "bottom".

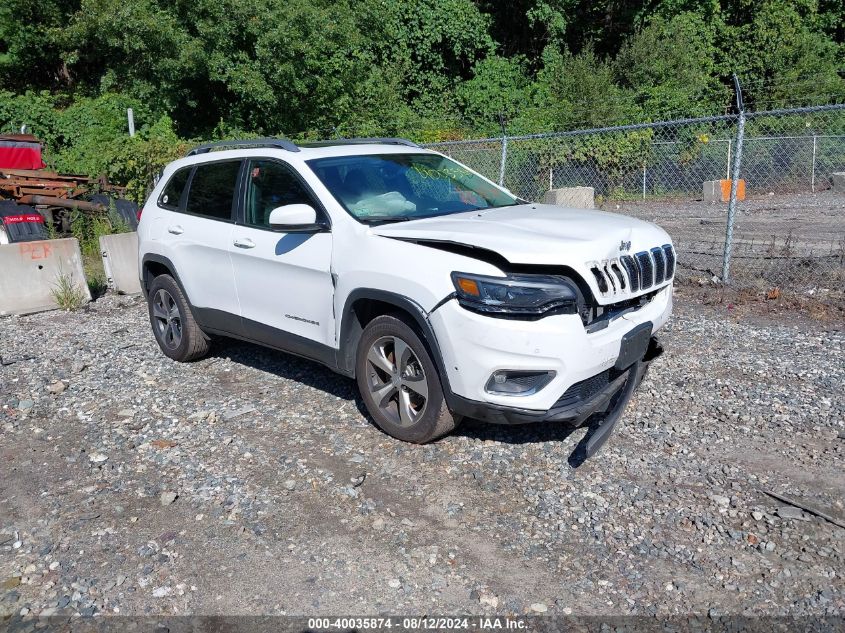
[
  {"left": 365, "top": 335, "right": 429, "bottom": 427},
  {"left": 355, "top": 314, "right": 459, "bottom": 443}
]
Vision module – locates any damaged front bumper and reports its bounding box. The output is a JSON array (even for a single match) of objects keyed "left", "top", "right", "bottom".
[{"left": 448, "top": 337, "right": 664, "bottom": 455}]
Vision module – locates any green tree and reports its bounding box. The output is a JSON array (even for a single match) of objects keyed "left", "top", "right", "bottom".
[
  {"left": 0, "top": 0, "right": 77, "bottom": 92},
  {"left": 725, "top": 1, "right": 845, "bottom": 108},
  {"left": 530, "top": 45, "right": 639, "bottom": 131},
  {"left": 364, "top": 0, "right": 496, "bottom": 113},
  {"left": 2, "top": 0, "right": 844, "bottom": 183},
  {"left": 457, "top": 56, "right": 532, "bottom": 133},
  {"left": 615, "top": 12, "right": 730, "bottom": 119},
  {"left": 62, "top": 0, "right": 213, "bottom": 133},
  {"left": 0, "top": 91, "right": 62, "bottom": 143}
]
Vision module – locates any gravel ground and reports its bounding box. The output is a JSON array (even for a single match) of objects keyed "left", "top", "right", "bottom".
[{"left": 1, "top": 291, "right": 843, "bottom": 620}]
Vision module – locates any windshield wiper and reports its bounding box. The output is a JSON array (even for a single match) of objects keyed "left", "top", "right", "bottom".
[{"left": 359, "top": 216, "right": 414, "bottom": 226}]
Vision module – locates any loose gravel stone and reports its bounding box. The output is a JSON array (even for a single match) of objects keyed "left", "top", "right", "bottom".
[
  {"left": 776, "top": 506, "right": 809, "bottom": 521},
  {"left": 46, "top": 381, "right": 66, "bottom": 395},
  {"left": 0, "top": 291, "right": 842, "bottom": 617}
]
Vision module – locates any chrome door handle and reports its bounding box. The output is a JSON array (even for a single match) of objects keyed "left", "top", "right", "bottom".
[
  {"left": 167, "top": 225, "right": 184, "bottom": 235},
  {"left": 233, "top": 238, "right": 255, "bottom": 249}
]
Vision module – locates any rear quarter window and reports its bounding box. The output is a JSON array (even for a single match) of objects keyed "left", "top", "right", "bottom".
[
  {"left": 157, "top": 167, "right": 191, "bottom": 210},
  {"left": 185, "top": 160, "right": 242, "bottom": 221}
]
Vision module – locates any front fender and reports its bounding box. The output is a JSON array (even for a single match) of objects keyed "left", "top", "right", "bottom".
[{"left": 336, "top": 288, "right": 446, "bottom": 380}]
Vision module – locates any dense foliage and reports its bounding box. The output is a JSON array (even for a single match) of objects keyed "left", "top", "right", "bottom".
[{"left": 1, "top": 0, "right": 843, "bottom": 196}]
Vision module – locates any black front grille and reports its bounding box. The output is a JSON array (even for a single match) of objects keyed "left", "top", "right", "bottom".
[
  {"left": 557, "top": 370, "right": 611, "bottom": 408},
  {"left": 651, "top": 247, "right": 666, "bottom": 285},
  {"left": 610, "top": 262, "right": 626, "bottom": 290},
  {"left": 591, "top": 266, "right": 608, "bottom": 293},
  {"left": 636, "top": 251, "right": 654, "bottom": 289},
  {"left": 663, "top": 244, "right": 676, "bottom": 278},
  {"left": 620, "top": 255, "right": 640, "bottom": 292},
  {"left": 593, "top": 245, "right": 675, "bottom": 296}
]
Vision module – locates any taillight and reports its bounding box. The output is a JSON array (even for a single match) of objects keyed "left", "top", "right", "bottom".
[{"left": 137, "top": 208, "right": 143, "bottom": 222}]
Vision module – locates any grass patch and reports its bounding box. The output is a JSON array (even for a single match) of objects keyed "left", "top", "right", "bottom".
[
  {"left": 51, "top": 269, "right": 88, "bottom": 310},
  {"left": 82, "top": 251, "right": 108, "bottom": 298},
  {"left": 70, "top": 205, "right": 131, "bottom": 258},
  {"left": 67, "top": 204, "right": 131, "bottom": 298}
]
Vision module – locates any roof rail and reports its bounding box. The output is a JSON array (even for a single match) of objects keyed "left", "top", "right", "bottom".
[
  {"left": 185, "top": 138, "right": 300, "bottom": 157},
  {"left": 298, "top": 137, "right": 421, "bottom": 149}
]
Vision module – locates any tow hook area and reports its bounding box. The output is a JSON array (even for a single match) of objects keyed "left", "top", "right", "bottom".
[{"left": 570, "top": 336, "right": 663, "bottom": 466}]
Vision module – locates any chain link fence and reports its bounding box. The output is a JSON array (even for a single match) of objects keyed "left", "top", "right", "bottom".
[{"left": 426, "top": 104, "right": 845, "bottom": 297}]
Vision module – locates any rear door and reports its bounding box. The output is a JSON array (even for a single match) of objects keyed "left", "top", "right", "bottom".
[
  {"left": 162, "top": 159, "right": 242, "bottom": 326},
  {"left": 228, "top": 158, "right": 335, "bottom": 349}
]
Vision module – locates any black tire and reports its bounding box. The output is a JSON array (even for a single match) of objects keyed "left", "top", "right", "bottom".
[
  {"left": 355, "top": 314, "right": 459, "bottom": 443},
  {"left": 147, "top": 274, "right": 209, "bottom": 361}
]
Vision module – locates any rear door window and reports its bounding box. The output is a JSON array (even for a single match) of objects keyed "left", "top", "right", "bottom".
[
  {"left": 185, "top": 160, "right": 242, "bottom": 221},
  {"left": 158, "top": 167, "right": 191, "bottom": 210}
]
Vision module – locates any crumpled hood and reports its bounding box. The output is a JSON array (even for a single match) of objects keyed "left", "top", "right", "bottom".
[{"left": 371, "top": 203, "right": 671, "bottom": 265}]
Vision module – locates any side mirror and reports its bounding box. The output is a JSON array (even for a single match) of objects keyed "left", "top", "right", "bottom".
[{"left": 268, "top": 204, "right": 326, "bottom": 232}]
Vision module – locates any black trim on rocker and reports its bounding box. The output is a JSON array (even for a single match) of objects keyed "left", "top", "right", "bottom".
[{"left": 194, "top": 308, "right": 338, "bottom": 370}]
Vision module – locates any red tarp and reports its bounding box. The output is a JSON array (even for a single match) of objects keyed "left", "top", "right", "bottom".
[{"left": 0, "top": 138, "right": 45, "bottom": 169}]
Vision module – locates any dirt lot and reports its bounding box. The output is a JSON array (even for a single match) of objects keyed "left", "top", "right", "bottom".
[
  {"left": 1, "top": 290, "right": 843, "bottom": 621},
  {"left": 613, "top": 190, "right": 845, "bottom": 247},
  {"left": 608, "top": 191, "right": 845, "bottom": 291}
]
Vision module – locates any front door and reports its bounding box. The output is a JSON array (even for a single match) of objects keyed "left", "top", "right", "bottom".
[{"left": 229, "top": 158, "right": 335, "bottom": 350}]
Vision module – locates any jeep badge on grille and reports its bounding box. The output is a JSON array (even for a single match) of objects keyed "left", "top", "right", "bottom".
[{"left": 619, "top": 240, "right": 632, "bottom": 251}]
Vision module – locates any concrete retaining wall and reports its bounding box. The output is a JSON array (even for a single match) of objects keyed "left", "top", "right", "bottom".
[
  {"left": 100, "top": 232, "right": 141, "bottom": 295},
  {"left": 0, "top": 238, "right": 91, "bottom": 315},
  {"left": 542, "top": 186, "right": 595, "bottom": 209}
]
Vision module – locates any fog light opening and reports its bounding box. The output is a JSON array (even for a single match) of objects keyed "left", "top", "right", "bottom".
[{"left": 485, "top": 370, "right": 556, "bottom": 396}]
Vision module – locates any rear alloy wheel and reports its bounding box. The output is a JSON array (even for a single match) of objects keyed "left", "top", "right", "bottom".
[
  {"left": 152, "top": 289, "right": 183, "bottom": 350},
  {"left": 147, "top": 274, "right": 209, "bottom": 362},
  {"left": 356, "top": 315, "right": 458, "bottom": 443}
]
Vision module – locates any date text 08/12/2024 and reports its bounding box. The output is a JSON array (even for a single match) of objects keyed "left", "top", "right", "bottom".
[{"left": 306, "top": 616, "right": 528, "bottom": 630}]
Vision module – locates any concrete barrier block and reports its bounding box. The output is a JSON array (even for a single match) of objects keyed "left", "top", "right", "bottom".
[
  {"left": 100, "top": 232, "right": 141, "bottom": 295},
  {"left": 703, "top": 179, "right": 745, "bottom": 202},
  {"left": 832, "top": 172, "right": 845, "bottom": 192},
  {"left": 0, "top": 238, "right": 91, "bottom": 315},
  {"left": 542, "top": 186, "right": 595, "bottom": 209},
  {"left": 702, "top": 180, "right": 719, "bottom": 202}
]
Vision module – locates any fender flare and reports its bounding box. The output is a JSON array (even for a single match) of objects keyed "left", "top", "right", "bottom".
[
  {"left": 338, "top": 289, "right": 454, "bottom": 401},
  {"left": 140, "top": 253, "right": 188, "bottom": 301}
]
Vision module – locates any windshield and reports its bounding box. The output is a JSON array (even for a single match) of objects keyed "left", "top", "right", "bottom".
[{"left": 306, "top": 153, "right": 518, "bottom": 223}]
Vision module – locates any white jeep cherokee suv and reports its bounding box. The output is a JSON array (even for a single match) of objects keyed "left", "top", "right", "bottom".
[{"left": 138, "top": 138, "right": 673, "bottom": 456}]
